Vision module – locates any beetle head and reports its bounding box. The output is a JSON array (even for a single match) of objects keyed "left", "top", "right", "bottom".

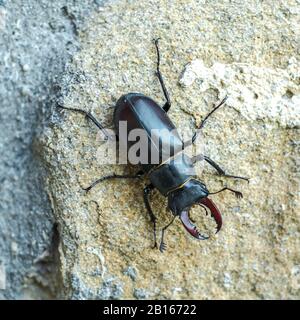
[{"left": 168, "top": 179, "right": 222, "bottom": 239}]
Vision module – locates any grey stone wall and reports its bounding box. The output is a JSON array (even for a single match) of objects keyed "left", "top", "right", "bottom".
[{"left": 0, "top": 0, "right": 102, "bottom": 299}]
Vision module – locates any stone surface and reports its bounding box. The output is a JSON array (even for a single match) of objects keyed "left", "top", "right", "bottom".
[
  {"left": 0, "top": 0, "right": 101, "bottom": 299},
  {"left": 179, "top": 58, "right": 300, "bottom": 128},
  {"left": 42, "top": 0, "right": 300, "bottom": 299}
]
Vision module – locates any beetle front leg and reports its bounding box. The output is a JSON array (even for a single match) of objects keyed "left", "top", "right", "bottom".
[
  {"left": 191, "top": 155, "right": 249, "bottom": 182},
  {"left": 153, "top": 38, "right": 171, "bottom": 113},
  {"left": 159, "top": 216, "right": 176, "bottom": 253},
  {"left": 143, "top": 184, "right": 158, "bottom": 249}
]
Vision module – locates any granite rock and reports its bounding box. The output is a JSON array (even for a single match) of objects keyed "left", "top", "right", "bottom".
[{"left": 42, "top": 0, "right": 300, "bottom": 299}]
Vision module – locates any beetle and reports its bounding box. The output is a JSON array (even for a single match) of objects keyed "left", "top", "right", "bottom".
[{"left": 58, "top": 39, "right": 249, "bottom": 252}]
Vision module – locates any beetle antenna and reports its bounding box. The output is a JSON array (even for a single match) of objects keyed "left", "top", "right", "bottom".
[{"left": 191, "top": 95, "right": 228, "bottom": 143}]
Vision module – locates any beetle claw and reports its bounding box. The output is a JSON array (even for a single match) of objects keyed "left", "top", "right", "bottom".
[
  {"left": 159, "top": 242, "right": 167, "bottom": 253},
  {"left": 235, "top": 191, "right": 243, "bottom": 199}
]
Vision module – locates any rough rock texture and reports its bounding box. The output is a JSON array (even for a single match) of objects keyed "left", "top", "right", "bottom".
[
  {"left": 0, "top": 0, "right": 102, "bottom": 299},
  {"left": 42, "top": 0, "right": 300, "bottom": 299}
]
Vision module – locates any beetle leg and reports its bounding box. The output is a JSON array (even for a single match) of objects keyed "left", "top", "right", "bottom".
[
  {"left": 57, "top": 104, "right": 114, "bottom": 141},
  {"left": 143, "top": 183, "right": 158, "bottom": 249},
  {"left": 153, "top": 38, "right": 171, "bottom": 113},
  {"left": 193, "top": 155, "right": 249, "bottom": 182},
  {"left": 209, "top": 186, "right": 243, "bottom": 199},
  {"left": 159, "top": 216, "right": 176, "bottom": 253},
  {"left": 84, "top": 171, "right": 143, "bottom": 192}
]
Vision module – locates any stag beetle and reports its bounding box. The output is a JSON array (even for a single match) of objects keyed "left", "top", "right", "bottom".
[{"left": 58, "top": 39, "right": 249, "bottom": 252}]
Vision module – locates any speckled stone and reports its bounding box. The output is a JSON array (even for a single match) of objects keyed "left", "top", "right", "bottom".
[{"left": 42, "top": 0, "right": 300, "bottom": 299}]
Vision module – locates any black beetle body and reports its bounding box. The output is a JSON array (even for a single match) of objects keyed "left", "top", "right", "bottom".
[{"left": 115, "top": 93, "right": 207, "bottom": 206}]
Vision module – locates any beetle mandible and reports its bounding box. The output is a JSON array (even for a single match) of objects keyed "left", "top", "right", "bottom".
[{"left": 58, "top": 39, "right": 249, "bottom": 252}]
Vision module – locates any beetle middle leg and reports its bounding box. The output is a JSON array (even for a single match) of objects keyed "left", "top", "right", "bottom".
[
  {"left": 84, "top": 171, "right": 143, "bottom": 192},
  {"left": 153, "top": 38, "right": 171, "bottom": 113},
  {"left": 191, "top": 154, "right": 249, "bottom": 182},
  {"left": 143, "top": 183, "right": 158, "bottom": 249},
  {"left": 57, "top": 104, "right": 113, "bottom": 140}
]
